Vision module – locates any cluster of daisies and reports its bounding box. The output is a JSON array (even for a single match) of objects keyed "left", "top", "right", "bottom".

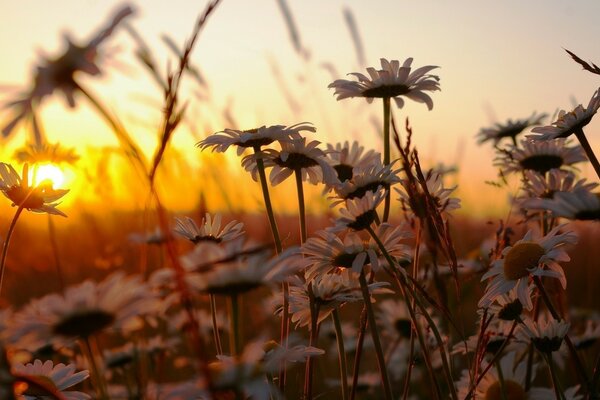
[{"left": 0, "top": 2, "right": 599, "bottom": 397}]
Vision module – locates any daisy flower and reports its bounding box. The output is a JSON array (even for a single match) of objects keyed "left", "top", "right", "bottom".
[
  {"left": 197, "top": 123, "right": 315, "bottom": 156},
  {"left": 328, "top": 58, "right": 440, "bottom": 109},
  {"left": 241, "top": 138, "right": 337, "bottom": 185},
  {"left": 9, "top": 272, "right": 159, "bottom": 348},
  {"left": 396, "top": 170, "right": 460, "bottom": 219},
  {"left": 325, "top": 141, "right": 380, "bottom": 183},
  {"left": 0, "top": 163, "right": 68, "bottom": 216},
  {"left": 520, "top": 316, "right": 570, "bottom": 354},
  {"left": 477, "top": 112, "right": 547, "bottom": 145},
  {"left": 519, "top": 170, "right": 597, "bottom": 202},
  {"left": 523, "top": 188, "right": 600, "bottom": 221},
  {"left": 13, "top": 359, "right": 90, "bottom": 400},
  {"left": 495, "top": 139, "right": 587, "bottom": 175},
  {"left": 174, "top": 213, "right": 244, "bottom": 244},
  {"left": 330, "top": 188, "right": 386, "bottom": 232},
  {"left": 377, "top": 299, "right": 413, "bottom": 340},
  {"left": 2, "top": 6, "right": 134, "bottom": 139},
  {"left": 14, "top": 142, "right": 79, "bottom": 165},
  {"left": 479, "top": 225, "right": 577, "bottom": 310},
  {"left": 330, "top": 160, "right": 401, "bottom": 204},
  {"left": 572, "top": 319, "right": 600, "bottom": 350},
  {"left": 529, "top": 88, "right": 600, "bottom": 140},
  {"left": 287, "top": 271, "right": 390, "bottom": 327}
]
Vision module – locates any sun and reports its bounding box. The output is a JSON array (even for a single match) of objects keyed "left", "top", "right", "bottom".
[{"left": 32, "top": 163, "right": 66, "bottom": 188}]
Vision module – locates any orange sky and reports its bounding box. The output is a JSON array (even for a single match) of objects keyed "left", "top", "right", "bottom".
[{"left": 1, "top": 0, "right": 600, "bottom": 217}]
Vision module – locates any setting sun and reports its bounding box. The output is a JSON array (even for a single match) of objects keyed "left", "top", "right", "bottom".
[{"left": 31, "top": 163, "right": 66, "bottom": 188}]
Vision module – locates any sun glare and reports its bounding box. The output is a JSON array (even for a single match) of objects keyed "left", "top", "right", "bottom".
[{"left": 32, "top": 164, "right": 66, "bottom": 188}]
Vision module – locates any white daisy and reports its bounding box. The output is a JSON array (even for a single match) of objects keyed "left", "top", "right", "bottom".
[
  {"left": 477, "top": 112, "right": 547, "bottom": 145},
  {"left": 529, "top": 88, "right": 600, "bottom": 140},
  {"left": 519, "top": 170, "right": 597, "bottom": 202},
  {"left": 479, "top": 225, "right": 577, "bottom": 310},
  {"left": 174, "top": 213, "right": 244, "bottom": 244},
  {"left": 325, "top": 141, "right": 380, "bottom": 184},
  {"left": 520, "top": 316, "right": 570, "bottom": 354},
  {"left": 197, "top": 123, "right": 315, "bottom": 156},
  {"left": 330, "top": 188, "right": 387, "bottom": 232},
  {"left": 13, "top": 359, "right": 90, "bottom": 400},
  {"left": 495, "top": 139, "right": 587, "bottom": 175},
  {"left": 241, "top": 138, "right": 337, "bottom": 185},
  {"left": 0, "top": 163, "right": 68, "bottom": 216},
  {"left": 523, "top": 188, "right": 600, "bottom": 221},
  {"left": 328, "top": 58, "right": 440, "bottom": 109},
  {"left": 330, "top": 159, "right": 401, "bottom": 204}
]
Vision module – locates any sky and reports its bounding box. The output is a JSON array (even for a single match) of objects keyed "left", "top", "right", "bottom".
[{"left": 1, "top": 0, "right": 600, "bottom": 217}]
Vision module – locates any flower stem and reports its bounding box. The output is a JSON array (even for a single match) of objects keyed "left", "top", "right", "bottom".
[
  {"left": 47, "top": 214, "right": 65, "bottom": 292},
  {"left": 358, "top": 270, "right": 393, "bottom": 400},
  {"left": 294, "top": 169, "right": 307, "bottom": 243},
  {"left": 382, "top": 97, "right": 392, "bottom": 222},
  {"left": 81, "top": 336, "right": 109, "bottom": 400},
  {"left": 495, "top": 360, "right": 509, "bottom": 400},
  {"left": 575, "top": 128, "right": 600, "bottom": 181},
  {"left": 303, "top": 295, "right": 320, "bottom": 400},
  {"left": 0, "top": 206, "right": 24, "bottom": 297},
  {"left": 228, "top": 293, "right": 241, "bottom": 356},
  {"left": 350, "top": 305, "right": 368, "bottom": 400},
  {"left": 210, "top": 294, "right": 223, "bottom": 355},
  {"left": 545, "top": 353, "right": 567, "bottom": 400},
  {"left": 332, "top": 308, "right": 349, "bottom": 400},
  {"left": 533, "top": 276, "right": 591, "bottom": 393}
]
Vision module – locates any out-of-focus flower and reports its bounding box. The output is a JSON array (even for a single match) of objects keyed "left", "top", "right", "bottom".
[
  {"left": 523, "top": 188, "right": 600, "bottom": 221},
  {"left": 9, "top": 272, "right": 159, "bottom": 349},
  {"left": 495, "top": 139, "right": 586, "bottom": 175},
  {"left": 325, "top": 141, "right": 380, "bottom": 183},
  {"left": 328, "top": 58, "right": 440, "bottom": 109},
  {"left": 13, "top": 359, "right": 90, "bottom": 400},
  {"left": 287, "top": 271, "right": 390, "bottom": 327},
  {"left": 241, "top": 138, "right": 337, "bottom": 185},
  {"left": 174, "top": 213, "right": 244, "bottom": 244},
  {"left": 330, "top": 160, "right": 400, "bottom": 203},
  {"left": 520, "top": 316, "right": 570, "bottom": 353},
  {"left": 529, "top": 88, "right": 600, "bottom": 140},
  {"left": 396, "top": 170, "right": 460, "bottom": 219},
  {"left": 13, "top": 142, "right": 79, "bottom": 165},
  {"left": 477, "top": 112, "right": 546, "bottom": 145},
  {"left": 2, "top": 6, "right": 134, "bottom": 139},
  {"left": 519, "top": 170, "right": 597, "bottom": 203},
  {"left": 377, "top": 299, "right": 412, "bottom": 340},
  {"left": 479, "top": 225, "right": 577, "bottom": 310},
  {"left": 128, "top": 227, "right": 165, "bottom": 245},
  {"left": 330, "top": 188, "right": 386, "bottom": 232},
  {"left": 197, "top": 123, "right": 315, "bottom": 156},
  {"left": 0, "top": 163, "right": 68, "bottom": 217}
]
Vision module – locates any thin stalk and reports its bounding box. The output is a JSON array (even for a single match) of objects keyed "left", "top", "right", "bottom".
[
  {"left": 81, "top": 336, "right": 109, "bottom": 400},
  {"left": 533, "top": 276, "right": 591, "bottom": 393},
  {"left": 495, "top": 360, "right": 509, "bottom": 400},
  {"left": 252, "top": 145, "right": 288, "bottom": 390},
  {"left": 366, "top": 225, "right": 457, "bottom": 400},
  {"left": 0, "top": 205, "right": 25, "bottom": 296},
  {"left": 589, "top": 352, "right": 600, "bottom": 400},
  {"left": 332, "top": 308, "right": 349, "bottom": 400},
  {"left": 545, "top": 353, "right": 567, "bottom": 400},
  {"left": 294, "top": 169, "right": 307, "bottom": 243},
  {"left": 47, "top": 215, "right": 65, "bottom": 292},
  {"left": 228, "top": 293, "right": 241, "bottom": 356},
  {"left": 210, "top": 294, "right": 224, "bottom": 355},
  {"left": 382, "top": 97, "right": 392, "bottom": 222},
  {"left": 350, "top": 305, "right": 368, "bottom": 400},
  {"left": 358, "top": 270, "right": 393, "bottom": 400},
  {"left": 575, "top": 128, "right": 600, "bottom": 180},
  {"left": 303, "top": 299, "right": 320, "bottom": 400},
  {"left": 402, "top": 332, "right": 416, "bottom": 400}
]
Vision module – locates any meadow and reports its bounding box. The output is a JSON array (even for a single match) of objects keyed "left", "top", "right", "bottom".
[{"left": 1, "top": 2, "right": 600, "bottom": 399}]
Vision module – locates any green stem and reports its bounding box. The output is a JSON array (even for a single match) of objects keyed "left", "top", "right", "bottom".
[
  {"left": 358, "top": 270, "right": 393, "bottom": 400},
  {"left": 495, "top": 360, "right": 509, "bottom": 400},
  {"left": 210, "top": 294, "right": 223, "bottom": 355},
  {"left": 575, "top": 128, "right": 600, "bottom": 181},
  {"left": 81, "top": 336, "right": 109, "bottom": 400},
  {"left": 382, "top": 97, "right": 392, "bottom": 222},
  {"left": 546, "top": 353, "right": 567, "bottom": 400},
  {"left": 295, "top": 169, "right": 307, "bottom": 243},
  {"left": 0, "top": 206, "right": 24, "bottom": 297},
  {"left": 533, "top": 276, "right": 591, "bottom": 393},
  {"left": 228, "top": 293, "right": 241, "bottom": 356},
  {"left": 332, "top": 308, "right": 349, "bottom": 400}
]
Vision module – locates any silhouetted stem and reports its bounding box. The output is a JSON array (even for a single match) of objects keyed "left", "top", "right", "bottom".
[
  {"left": 81, "top": 336, "right": 109, "bottom": 400},
  {"left": 0, "top": 206, "right": 24, "bottom": 297},
  {"left": 382, "top": 97, "right": 392, "bottom": 222},
  {"left": 295, "top": 169, "right": 307, "bottom": 243},
  {"left": 545, "top": 353, "right": 567, "bottom": 400},
  {"left": 210, "top": 294, "right": 223, "bottom": 355},
  {"left": 575, "top": 128, "right": 600, "bottom": 181},
  {"left": 332, "top": 308, "right": 349, "bottom": 400},
  {"left": 358, "top": 270, "right": 393, "bottom": 400},
  {"left": 228, "top": 293, "right": 241, "bottom": 356}
]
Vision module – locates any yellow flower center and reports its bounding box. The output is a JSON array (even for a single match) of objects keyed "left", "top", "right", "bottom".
[
  {"left": 503, "top": 242, "right": 544, "bottom": 280},
  {"left": 485, "top": 380, "right": 527, "bottom": 400}
]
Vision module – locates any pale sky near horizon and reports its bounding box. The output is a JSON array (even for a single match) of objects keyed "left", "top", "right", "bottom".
[{"left": 1, "top": 0, "right": 600, "bottom": 216}]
